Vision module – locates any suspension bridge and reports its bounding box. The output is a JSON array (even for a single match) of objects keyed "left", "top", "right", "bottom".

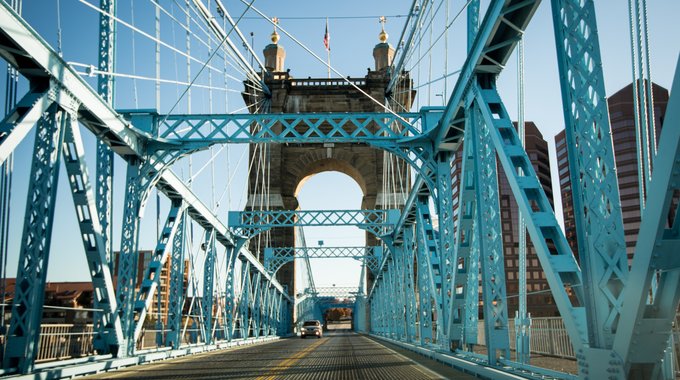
[{"left": 0, "top": 0, "right": 678, "bottom": 379}]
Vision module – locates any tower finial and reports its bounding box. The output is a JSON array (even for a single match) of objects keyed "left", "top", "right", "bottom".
[
  {"left": 378, "top": 16, "right": 388, "bottom": 43},
  {"left": 271, "top": 17, "right": 280, "bottom": 44}
]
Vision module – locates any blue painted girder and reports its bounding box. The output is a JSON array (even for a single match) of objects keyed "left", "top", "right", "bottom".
[
  {"left": 228, "top": 209, "right": 400, "bottom": 240},
  {"left": 150, "top": 112, "right": 424, "bottom": 144},
  {"left": 264, "top": 246, "right": 382, "bottom": 276}
]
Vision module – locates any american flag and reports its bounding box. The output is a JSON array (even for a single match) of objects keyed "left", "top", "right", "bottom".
[{"left": 323, "top": 19, "right": 330, "bottom": 51}]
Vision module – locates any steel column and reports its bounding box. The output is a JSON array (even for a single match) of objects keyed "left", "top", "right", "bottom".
[
  {"left": 470, "top": 103, "right": 510, "bottom": 365},
  {"left": 116, "top": 161, "right": 143, "bottom": 356},
  {"left": 224, "top": 245, "right": 238, "bottom": 340},
  {"left": 166, "top": 208, "right": 187, "bottom": 348},
  {"left": 200, "top": 229, "right": 216, "bottom": 344},
  {"left": 435, "top": 153, "right": 455, "bottom": 343},
  {"left": 3, "top": 104, "right": 66, "bottom": 373},
  {"left": 551, "top": 0, "right": 629, "bottom": 351},
  {"left": 449, "top": 120, "right": 479, "bottom": 350},
  {"left": 96, "top": 0, "right": 115, "bottom": 268}
]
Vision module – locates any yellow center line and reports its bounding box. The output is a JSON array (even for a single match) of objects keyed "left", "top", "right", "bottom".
[{"left": 256, "top": 338, "right": 327, "bottom": 380}]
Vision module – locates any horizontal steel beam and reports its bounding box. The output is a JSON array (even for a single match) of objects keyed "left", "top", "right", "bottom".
[
  {"left": 137, "top": 112, "right": 424, "bottom": 149},
  {"left": 315, "top": 287, "right": 361, "bottom": 297},
  {"left": 229, "top": 209, "right": 400, "bottom": 239},
  {"left": 266, "top": 246, "right": 379, "bottom": 259}
]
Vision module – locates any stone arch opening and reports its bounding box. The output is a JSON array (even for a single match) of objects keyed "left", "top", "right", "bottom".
[
  {"left": 294, "top": 158, "right": 367, "bottom": 199},
  {"left": 284, "top": 148, "right": 380, "bottom": 213},
  {"left": 294, "top": 170, "right": 365, "bottom": 290}
]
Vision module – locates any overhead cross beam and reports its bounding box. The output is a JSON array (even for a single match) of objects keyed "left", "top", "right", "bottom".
[
  {"left": 315, "top": 287, "right": 361, "bottom": 298},
  {"left": 264, "top": 246, "right": 383, "bottom": 276},
  {"left": 228, "top": 209, "right": 399, "bottom": 239},
  {"left": 147, "top": 112, "right": 424, "bottom": 145},
  {"left": 130, "top": 109, "right": 441, "bottom": 191}
]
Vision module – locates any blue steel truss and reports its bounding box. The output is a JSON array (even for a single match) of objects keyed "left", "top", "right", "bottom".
[
  {"left": 551, "top": 0, "right": 629, "bottom": 354},
  {"left": 264, "top": 246, "right": 383, "bottom": 276},
  {"left": 4, "top": 104, "right": 69, "bottom": 372},
  {"left": 314, "top": 287, "right": 361, "bottom": 299},
  {"left": 0, "top": 2, "right": 292, "bottom": 370},
  {"left": 133, "top": 110, "right": 442, "bottom": 192},
  {"left": 151, "top": 112, "right": 424, "bottom": 143},
  {"left": 228, "top": 209, "right": 399, "bottom": 239}
]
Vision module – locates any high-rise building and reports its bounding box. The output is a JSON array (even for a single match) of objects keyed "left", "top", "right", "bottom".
[
  {"left": 555, "top": 82, "right": 671, "bottom": 260},
  {"left": 451, "top": 121, "right": 559, "bottom": 317}
]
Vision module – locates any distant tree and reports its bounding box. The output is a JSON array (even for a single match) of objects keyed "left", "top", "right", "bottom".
[{"left": 326, "top": 308, "right": 344, "bottom": 321}]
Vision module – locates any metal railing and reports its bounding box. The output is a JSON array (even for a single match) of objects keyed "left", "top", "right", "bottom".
[
  {"left": 36, "top": 324, "right": 95, "bottom": 362},
  {"left": 290, "top": 78, "right": 366, "bottom": 87},
  {"left": 477, "top": 316, "right": 680, "bottom": 366},
  {"left": 9, "top": 315, "right": 680, "bottom": 368}
]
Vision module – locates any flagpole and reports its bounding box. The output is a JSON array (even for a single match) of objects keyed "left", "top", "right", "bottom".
[{"left": 326, "top": 17, "right": 330, "bottom": 79}]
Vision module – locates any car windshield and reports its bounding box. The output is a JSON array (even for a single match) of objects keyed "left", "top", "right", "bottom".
[{"left": 303, "top": 321, "right": 319, "bottom": 327}]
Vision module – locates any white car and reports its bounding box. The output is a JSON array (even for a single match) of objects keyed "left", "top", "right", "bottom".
[{"left": 301, "top": 320, "right": 323, "bottom": 338}]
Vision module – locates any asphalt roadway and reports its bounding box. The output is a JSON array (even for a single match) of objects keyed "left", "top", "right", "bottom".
[{"left": 83, "top": 330, "right": 477, "bottom": 379}]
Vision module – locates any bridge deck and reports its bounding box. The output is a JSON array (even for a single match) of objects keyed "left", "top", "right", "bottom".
[{"left": 84, "top": 330, "right": 475, "bottom": 379}]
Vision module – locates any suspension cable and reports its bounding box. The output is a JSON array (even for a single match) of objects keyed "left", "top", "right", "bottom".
[
  {"left": 238, "top": 0, "right": 412, "bottom": 123},
  {"left": 70, "top": 64, "right": 247, "bottom": 93},
  {"left": 160, "top": 0, "right": 258, "bottom": 121},
  {"left": 76, "top": 0, "right": 249, "bottom": 86},
  {"left": 407, "top": 0, "right": 471, "bottom": 72},
  {"left": 56, "top": 0, "right": 63, "bottom": 55}
]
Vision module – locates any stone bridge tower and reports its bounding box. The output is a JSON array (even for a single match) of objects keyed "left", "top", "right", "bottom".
[{"left": 243, "top": 27, "right": 413, "bottom": 297}]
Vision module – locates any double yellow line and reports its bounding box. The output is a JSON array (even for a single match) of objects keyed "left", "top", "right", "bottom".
[{"left": 256, "top": 338, "right": 326, "bottom": 380}]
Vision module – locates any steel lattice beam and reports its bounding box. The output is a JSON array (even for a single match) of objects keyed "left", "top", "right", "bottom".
[
  {"left": 263, "top": 246, "right": 382, "bottom": 276},
  {"left": 150, "top": 112, "right": 423, "bottom": 144},
  {"left": 228, "top": 209, "right": 399, "bottom": 239},
  {"left": 614, "top": 57, "right": 680, "bottom": 379},
  {"left": 314, "top": 287, "right": 361, "bottom": 298},
  {"left": 0, "top": 3, "right": 293, "bottom": 362},
  {"left": 551, "top": 0, "right": 629, "bottom": 352},
  {"left": 3, "top": 104, "right": 67, "bottom": 373}
]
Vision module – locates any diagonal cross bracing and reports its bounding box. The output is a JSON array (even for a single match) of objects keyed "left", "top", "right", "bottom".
[
  {"left": 152, "top": 112, "right": 424, "bottom": 144},
  {"left": 266, "top": 246, "right": 379, "bottom": 259},
  {"left": 551, "top": 0, "right": 629, "bottom": 351},
  {"left": 229, "top": 209, "right": 399, "bottom": 239},
  {"left": 264, "top": 246, "right": 382, "bottom": 276},
  {"left": 315, "top": 287, "right": 361, "bottom": 298}
]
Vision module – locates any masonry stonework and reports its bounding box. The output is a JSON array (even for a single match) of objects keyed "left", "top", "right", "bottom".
[{"left": 243, "top": 37, "right": 413, "bottom": 302}]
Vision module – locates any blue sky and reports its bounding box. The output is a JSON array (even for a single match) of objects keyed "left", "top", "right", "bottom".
[{"left": 2, "top": 1, "right": 679, "bottom": 292}]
